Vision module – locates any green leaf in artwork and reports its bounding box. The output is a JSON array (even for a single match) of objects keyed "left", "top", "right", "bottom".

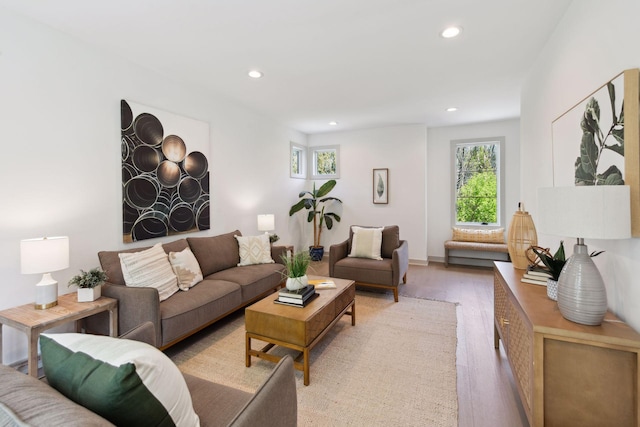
[
  {"left": 607, "top": 82, "right": 617, "bottom": 123},
  {"left": 579, "top": 132, "right": 598, "bottom": 176},
  {"left": 377, "top": 174, "right": 384, "bottom": 198}
]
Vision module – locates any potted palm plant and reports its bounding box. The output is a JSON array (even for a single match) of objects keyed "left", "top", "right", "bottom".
[
  {"left": 281, "top": 251, "right": 311, "bottom": 291},
  {"left": 289, "top": 180, "right": 342, "bottom": 261},
  {"left": 68, "top": 268, "right": 108, "bottom": 302}
]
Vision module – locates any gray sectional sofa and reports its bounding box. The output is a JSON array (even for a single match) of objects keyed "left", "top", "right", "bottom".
[{"left": 87, "top": 230, "right": 287, "bottom": 349}]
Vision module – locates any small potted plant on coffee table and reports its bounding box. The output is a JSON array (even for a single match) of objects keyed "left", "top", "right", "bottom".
[
  {"left": 281, "top": 251, "right": 311, "bottom": 291},
  {"left": 68, "top": 268, "right": 108, "bottom": 302}
]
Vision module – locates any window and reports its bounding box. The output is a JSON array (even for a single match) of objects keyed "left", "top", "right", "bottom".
[
  {"left": 451, "top": 137, "right": 505, "bottom": 226},
  {"left": 310, "top": 145, "right": 340, "bottom": 180},
  {"left": 290, "top": 142, "right": 306, "bottom": 179}
]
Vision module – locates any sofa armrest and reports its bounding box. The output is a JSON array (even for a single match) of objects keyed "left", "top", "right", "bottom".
[
  {"left": 329, "top": 239, "right": 349, "bottom": 277},
  {"left": 270, "top": 245, "right": 288, "bottom": 265},
  {"left": 228, "top": 356, "right": 297, "bottom": 427},
  {"left": 88, "top": 283, "right": 162, "bottom": 347},
  {"left": 119, "top": 321, "right": 156, "bottom": 347},
  {"left": 392, "top": 240, "right": 409, "bottom": 286}
]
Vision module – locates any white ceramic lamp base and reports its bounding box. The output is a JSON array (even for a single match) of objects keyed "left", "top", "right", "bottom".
[{"left": 35, "top": 273, "right": 58, "bottom": 310}]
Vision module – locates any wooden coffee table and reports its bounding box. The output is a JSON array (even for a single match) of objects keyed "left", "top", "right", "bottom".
[{"left": 245, "top": 276, "right": 355, "bottom": 385}]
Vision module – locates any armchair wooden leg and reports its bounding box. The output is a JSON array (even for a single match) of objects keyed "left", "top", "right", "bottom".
[
  {"left": 402, "top": 273, "right": 407, "bottom": 284},
  {"left": 393, "top": 287, "right": 399, "bottom": 303}
]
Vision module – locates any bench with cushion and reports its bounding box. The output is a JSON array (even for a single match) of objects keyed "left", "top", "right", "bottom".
[{"left": 444, "top": 227, "right": 509, "bottom": 267}]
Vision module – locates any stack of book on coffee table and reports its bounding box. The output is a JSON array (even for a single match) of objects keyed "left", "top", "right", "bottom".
[{"left": 275, "top": 284, "right": 318, "bottom": 307}]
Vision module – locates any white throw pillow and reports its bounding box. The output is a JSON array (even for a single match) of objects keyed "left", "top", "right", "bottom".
[
  {"left": 349, "top": 226, "right": 384, "bottom": 260},
  {"left": 40, "top": 333, "right": 200, "bottom": 427},
  {"left": 235, "top": 234, "right": 275, "bottom": 266},
  {"left": 119, "top": 243, "right": 179, "bottom": 301},
  {"left": 169, "top": 247, "right": 204, "bottom": 291}
]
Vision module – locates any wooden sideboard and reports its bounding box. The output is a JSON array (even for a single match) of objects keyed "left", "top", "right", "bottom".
[{"left": 494, "top": 261, "right": 640, "bottom": 427}]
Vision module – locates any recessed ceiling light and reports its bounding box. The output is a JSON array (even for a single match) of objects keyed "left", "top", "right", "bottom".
[
  {"left": 329, "top": 121, "right": 338, "bottom": 126},
  {"left": 248, "top": 70, "right": 263, "bottom": 79},
  {"left": 446, "top": 107, "right": 458, "bottom": 112},
  {"left": 440, "top": 26, "right": 462, "bottom": 39}
]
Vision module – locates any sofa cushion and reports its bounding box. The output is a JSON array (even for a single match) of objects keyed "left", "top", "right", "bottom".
[
  {"left": 160, "top": 279, "right": 242, "bottom": 347},
  {"left": 40, "top": 333, "right": 199, "bottom": 427},
  {"left": 349, "top": 225, "right": 400, "bottom": 259},
  {"left": 452, "top": 227, "right": 505, "bottom": 243},
  {"left": 348, "top": 226, "right": 383, "bottom": 260},
  {"left": 333, "top": 257, "right": 394, "bottom": 286},
  {"left": 119, "top": 243, "right": 179, "bottom": 301},
  {"left": 207, "top": 263, "right": 285, "bottom": 301},
  {"left": 169, "top": 247, "right": 204, "bottom": 291},
  {"left": 235, "top": 234, "right": 275, "bottom": 266},
  {"left": 98, "top": 239, "right": 189, "bottom": 286},
  {"left": 188, "top": 230, "right": 241, "bottom": 276},
  {"left": 0, "top": 364, "right": 113, "bottom": 426}
]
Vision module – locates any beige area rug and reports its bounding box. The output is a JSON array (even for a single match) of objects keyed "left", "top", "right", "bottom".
[{"left": 169, "top": 292, "right": 458, "bottom": 426}]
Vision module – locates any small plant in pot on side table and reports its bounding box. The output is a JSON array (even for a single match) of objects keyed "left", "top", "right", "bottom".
[{"left": 68, "top": 268, "right": 108, "bottom": 302}]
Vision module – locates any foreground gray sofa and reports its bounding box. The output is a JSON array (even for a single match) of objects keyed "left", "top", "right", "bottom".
[
  {"left": 0, "top": 324, "right": 297, "bottom": 427},
  {"left": 87, "top": 230, "right": 287, "bottom": 349}
]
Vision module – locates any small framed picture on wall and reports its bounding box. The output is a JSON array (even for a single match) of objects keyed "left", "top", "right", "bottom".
[{"left": 373, "top": 168, "right": 388, "bottom": 204}]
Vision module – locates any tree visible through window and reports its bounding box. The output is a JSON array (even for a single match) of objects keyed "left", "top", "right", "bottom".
[
  {"left": 310, "top": 145, "right": 340, "bottom": 179},
  {"left": 454, "top": 140, "right": 501, "bottom": 224}
]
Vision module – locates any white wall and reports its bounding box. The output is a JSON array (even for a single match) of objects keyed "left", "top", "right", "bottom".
[
  {"left": 426, "top": 119, "right": 521, "bottom": 261},
  {"left": 521, "top": 0, "right": 640, "bottom": 330},
  {"left": 0, "top": 8, "right": 306, "bottom": 364},
  {"left": 307, "top": 125, "right": 427, "bottom": 262}
]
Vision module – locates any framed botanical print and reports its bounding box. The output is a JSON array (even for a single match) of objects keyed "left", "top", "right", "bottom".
[{"left": 373, "top": 168, "right": 388, "bottom": 204}]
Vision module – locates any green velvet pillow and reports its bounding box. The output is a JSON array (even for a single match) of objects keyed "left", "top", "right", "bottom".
[{"left": 40, "top": 333, "right": 199, "bottom": 427}]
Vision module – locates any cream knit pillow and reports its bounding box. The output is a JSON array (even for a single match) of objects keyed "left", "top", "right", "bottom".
[{"left": 119, "top": 243, "right": 179, "bottom": 301}]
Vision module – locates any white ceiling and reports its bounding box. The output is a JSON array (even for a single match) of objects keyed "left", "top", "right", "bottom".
[{"left": 1, "top": 0, "right": 572, "bottom": 134}]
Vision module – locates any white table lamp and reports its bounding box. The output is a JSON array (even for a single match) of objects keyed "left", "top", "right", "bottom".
[
  {"left": 20, "top": 236, "right": 69, "bottom": 309},
  {"left": 538, "top": 186, "right": 631, "bottom": 325},
  {"left": 257, "top": 214, "right": 275, "bottom": 234}
]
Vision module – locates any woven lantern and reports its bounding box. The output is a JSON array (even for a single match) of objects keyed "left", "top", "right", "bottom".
[{"left": 507, "top": 203, "right": 538, "bottom": 269}]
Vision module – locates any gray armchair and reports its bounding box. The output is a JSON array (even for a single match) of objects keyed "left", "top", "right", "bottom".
[{"left": 329, "top": 225, "right": 408, "bottom": 302}]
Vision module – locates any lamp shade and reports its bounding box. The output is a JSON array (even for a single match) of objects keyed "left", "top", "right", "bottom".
[
  {"left": 537, "top": 186, "right": 631, "bottom": 239},
  {"left": 20, "top": 236, "right": 70, "bottom": 274},
  {"left": 257, "top": 214, "right": 275, "bottom": 232},
  {"left": 537, "top": 186, "right": 631, "bottom": 325}
]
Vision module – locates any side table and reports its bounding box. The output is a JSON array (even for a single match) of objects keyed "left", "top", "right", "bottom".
[{"left": 0, "top": 293, "right": 118, "bottom": 377}]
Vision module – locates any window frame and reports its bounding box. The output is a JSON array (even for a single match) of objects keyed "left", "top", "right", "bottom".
[
  {"left": 290, "top": 142, "right": 307, "bottom": 179},
  {"left": 309, "top": 145, "right": 340, "bottom": 180},
  {"left": 450, "top": 137, "right": 505, "bottom": 227}
]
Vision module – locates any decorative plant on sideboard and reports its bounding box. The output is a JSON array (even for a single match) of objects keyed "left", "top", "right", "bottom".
[
  {"left": 68, "top": 267, "right": 108, "bottom": 302},
  {"left": 289, "top": 179, "right": 342, "bottom": 261},
  {"left": 530, "top": 242, "right": 566, "bottom": 301}
]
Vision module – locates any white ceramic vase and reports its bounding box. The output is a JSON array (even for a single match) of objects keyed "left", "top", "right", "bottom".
[
  {"left": 77, "top": 285, "right": 101, "bottom": 302},
  {"left": 286, "top": 275, "right": 308, "bottom": 291},
  {"left": 557, "top": 243, "right": 607, "bottom": 326}
]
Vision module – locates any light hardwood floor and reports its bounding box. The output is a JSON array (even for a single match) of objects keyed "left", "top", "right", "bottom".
[{"left": 311, "top": 259, "right": 529, "bottom": 427}]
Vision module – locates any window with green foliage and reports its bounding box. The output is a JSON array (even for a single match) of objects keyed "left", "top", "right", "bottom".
[
  {"left": 310, "top": 145, "right": 340, "bottom": 179},
  {"left": 290, "top": 142, "right": 306, "bottom": 179},
  {"left": 452, "top": 138, "right": 504, "bottom": 226}
]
